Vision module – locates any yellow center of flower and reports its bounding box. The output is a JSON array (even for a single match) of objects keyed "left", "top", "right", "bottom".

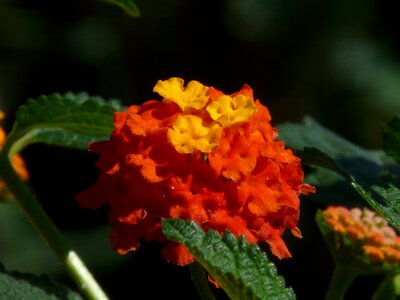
[
  {"left": 155, "top": 78, "right": 258, "bottom": 154},
  {"left": 167, "top": 115, "right": 222, "bottom": 154},
  {"left": 153, "top": 77, "right": 209, "bottom": 110},
  {"left": 206, "top": 94, "right": 257, "bottom": 127}
]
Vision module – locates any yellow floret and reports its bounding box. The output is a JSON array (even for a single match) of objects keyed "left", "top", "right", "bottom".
[
  {"left": 153, "top": 77, "right": 209, "bottom": 110},
  {"left": 206, "top": 94, "right": 257, "bottom": 127},
  {"left": 167, "top": 115, "right": 222, "bottom": 154}
]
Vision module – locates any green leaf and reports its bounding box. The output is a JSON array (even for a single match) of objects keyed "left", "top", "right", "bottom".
[
  {"left": 278, "top": 117, "right": 381, "bottom": 163},
  {"left": 3, "top": 92, "right": 122, "bottom": 155},
  {"left": 305, "top": 167, "right": 364, "bottom": 206},
  {"left": 277, "top": 117, "right": 400, "bottom": 231},
  {"left": 0, "top": 264, "right": 83, "bottom": 300},
  {"left": 383, "top": 115, "right": 400, "bottom": 163},
  {"left": 162, "top": 218, "right": 295, "bottom": 300},
  {"left": 104, "top": 0, "right": 140, "bottom": 17}
]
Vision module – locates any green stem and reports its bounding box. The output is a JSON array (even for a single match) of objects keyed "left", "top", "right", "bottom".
[
  {"left": 372, "top": 273, "right": 400, "bottom": 300},
  {"left": 0, "top": 153, "right": 108, "bottom": 300},
  {"left": 325, "top": 264, "right": 357, "bottom": 300},
  {"left": 189, "top": 262, "right": 216, "bottom": 300}
]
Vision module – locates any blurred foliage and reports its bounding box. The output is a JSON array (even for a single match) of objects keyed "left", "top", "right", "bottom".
[
  {"left": 104, "top": 0, "right": 140, "bottom": 17},
  {"left": 0, "top": 201, "right": 129, "bottom": 275},
  {"left": 383, "top": 115, "right": 400, "bottom": 163},
  {"left": 0, "top": 0, "right": 399, "bottom": 148},
  {"left": 1, "top": 0, "right": 400, "bottom": 299}
]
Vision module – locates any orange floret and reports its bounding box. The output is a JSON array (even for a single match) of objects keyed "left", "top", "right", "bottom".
[
  {"left": 0, "top": 112, "right": 29, "bottom": 199},
  {"left": 76, "top": 78, "right": 314, "bottom": 264},
  {"left": 322, "top": 206, "right": 400, "bottom": 265}
]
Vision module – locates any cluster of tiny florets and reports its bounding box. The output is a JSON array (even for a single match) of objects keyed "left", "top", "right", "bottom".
[
  {"left": 76, "top": 78, "right": 314, "bottom": 265},
  {"left": 323, "top": 206, "right": 400, "bottom": 264}
]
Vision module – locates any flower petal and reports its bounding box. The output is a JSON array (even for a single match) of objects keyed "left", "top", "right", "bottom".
[
  {"left": 206, "top": 94, "right": 257, "bottom": 127},
  {"left": 154, "top": 77, "right": 209, "bottom": 110},
  {"left": 167, "top": 115, "right": 222, "bottom": 153}
]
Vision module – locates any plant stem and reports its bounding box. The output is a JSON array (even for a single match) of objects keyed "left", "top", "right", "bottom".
[
  {"left": 325, "top": 264, "right": 356, "bottom": 300},
  {"left": 189, "top": 262, "right": 216, "bottom": 300},
  {"left": 372, "top": 273, "right": 400, "bottom": 300},
  {"left": 0, "top": 153, "right": 108, "bottom": 300}
]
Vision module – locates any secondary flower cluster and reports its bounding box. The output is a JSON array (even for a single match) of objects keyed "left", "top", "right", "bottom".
[
  {"left": 0, "top": 111, "right": 29, "bottom": 199},
  {"left": 322, "top": 206, "right": 400, "bottom": 264},
  {"left": 76, "top": 77, "right": 314, "bottom": 265}
]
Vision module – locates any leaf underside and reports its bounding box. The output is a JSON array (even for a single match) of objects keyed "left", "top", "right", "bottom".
[{"left": 0, "top": 264, "right": 83, "bottom": 300}]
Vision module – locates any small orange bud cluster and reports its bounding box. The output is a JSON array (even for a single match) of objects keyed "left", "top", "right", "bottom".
[{"left": 322, "top": 206, "right": 400, "bottom": 264}]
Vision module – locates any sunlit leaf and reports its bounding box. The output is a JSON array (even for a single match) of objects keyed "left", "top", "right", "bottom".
[
  {"left": 3, "top": 92, "right": 122, "bottom": 155},
  {"left": 162, "top": 218, "right": 295, "bottom": 300}
]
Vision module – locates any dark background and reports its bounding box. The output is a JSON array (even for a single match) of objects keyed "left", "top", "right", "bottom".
[{"left": 1, "top": 0, "right": 400, "bottom": 299}]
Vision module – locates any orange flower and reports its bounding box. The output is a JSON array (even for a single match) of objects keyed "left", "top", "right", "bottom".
[
  {"left": 76, "top": 78, "right": 314, "bottom": 265},
  {"left": 0, "top": 112, "right": 29, "bottom": 199},
  {"left": 322, "top": 206, "right": 400, "bottom": 265}
]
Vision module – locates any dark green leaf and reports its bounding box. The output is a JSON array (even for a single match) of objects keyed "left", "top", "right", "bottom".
[
  {"left": 305, "top": 167, "right": 365, "bottom": 206},
  {"left": 278, "top": 117, "right": 380, "bottom": 163},
  {"left": 277, "top": 117, "right": 400, "bottom": 231},
  {"left": 0, "top": 264, "right": 83, "bottom": 300},
  {"left": 3, "top": 92, "right": 122, "bottom": 154},
  {"left": 162, "top": 218, "right": 295, "bottom": 300},
  {"left": 383, "top": 115, "right": 400, "bottom": 163},
  {"left": 104, "top": 0, "right": 140, "bottom": 17}
]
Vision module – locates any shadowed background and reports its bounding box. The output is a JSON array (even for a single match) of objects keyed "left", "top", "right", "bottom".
[{"left": 1, "top": 0, "right": 400, "bottom": 299}]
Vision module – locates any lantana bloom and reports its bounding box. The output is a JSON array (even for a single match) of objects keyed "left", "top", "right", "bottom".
[
  {"left": 76, "top": 77, "right": 314, "bottom": 265},
  {"left": 322, "top": 206, "right": 400, "bottom": 264},
  {"left": 0, "top": 111, "right": 29, "bottom": 199}
]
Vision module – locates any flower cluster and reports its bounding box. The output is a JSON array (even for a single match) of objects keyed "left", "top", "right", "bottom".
[
  {"left": 0, "top": 111, "right": 29, "bottom": 199},
  {"left": 76, "top": 78, "right": 314, "bottom": 265},
  {"left": 322, "top": 206, "right": 400, "bottom": 264}
]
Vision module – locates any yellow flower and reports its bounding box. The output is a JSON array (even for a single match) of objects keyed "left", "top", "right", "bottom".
[
  {"left": 167, "top": 115, "right": 222, "bottom": 153},
  {"left": 206, "top": 94, "right": 257, "bottom": 127},
  {"left": 153, "top": 77, "right": 209, "bottom": 110}
]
